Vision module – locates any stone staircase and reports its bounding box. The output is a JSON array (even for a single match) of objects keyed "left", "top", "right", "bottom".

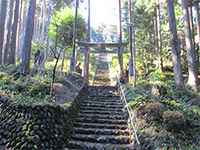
[{"left": 66, "top": 86, "right": 134, "bottom": 149}]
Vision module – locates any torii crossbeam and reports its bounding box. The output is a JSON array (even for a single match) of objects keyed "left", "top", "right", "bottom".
[{"left": 78, "top": 42, "right": 128, "bottom": 49}]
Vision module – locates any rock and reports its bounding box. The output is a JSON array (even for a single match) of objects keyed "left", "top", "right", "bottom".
[
  {"left": 187, "top": 96, "right": 200, "bottom": 107},
  {"left": 162, "top": 111, "right": 185, "bottom": 131},
  {"left": 151, "top": 84, "right": 167, "bottom": 97},
  {"left": 0, "top": 95, "right": 9, "bottom": 104},
  {"left": 52, "top": 83, "right": 65, "bottom": 94},
  {"left": 137, "top": 102, "right": 164, "bottom": 122}
]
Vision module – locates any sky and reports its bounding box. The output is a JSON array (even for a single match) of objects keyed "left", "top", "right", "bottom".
[{"left": 80, "top": 0, "right": 119, "bottom": 29}]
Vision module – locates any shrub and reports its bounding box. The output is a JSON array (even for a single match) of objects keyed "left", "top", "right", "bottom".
[
  {"left": 137, "top": 102, "right": 164, "bottom": 122},
  {"left": 162, "top": 111, "right": 185, "bottom": 132},
  {"left": 148, "top": 69, "right": 166, "bottom": 82}
]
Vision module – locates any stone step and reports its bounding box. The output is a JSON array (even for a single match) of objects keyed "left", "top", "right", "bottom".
[
  {"left": 78, "top": 113, "right": 128, "bottom": 120},
  {"left": 80, "top": 103, "right": 124, "bottom": 109},
  {"left": 74, "top": 122, "right": 128, "bottom": 130},
  {"left": 75, "top": 117, "right": 128, "bottom": 125},
  {"left": 87, "top": 88, "right": 117, "bottom": 92},
  {"left": 83, "top": 99, "right": 121, "bottom": 103},
  {"left": 80, "top": 106, "right": 124, "bottom": 112},
  {"left": 88, "top": 94, "right": 118, "bottom": 97},
  {"left": 79, "top": 110, "right": 123, "bottom": 115},
  {"left": 73, "top": 127, "right": 130, "bottom": 136},
  {"left": 67, "top": 140, "right": 134, "bottom": 150},
  {"left": 86, "top": 96, "right": 120, "bottom": 100},
  {"left": 86, "top": 95, "right": 120, "bottom": 99},
  {"left": 82, "top": 100, "right": 122, "bottom": 105},
  {"left": 71, "top": 134, "right": 130, "bottom": 144}
]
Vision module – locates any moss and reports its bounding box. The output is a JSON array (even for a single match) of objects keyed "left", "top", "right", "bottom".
[{"left": 0, "top": 101, "right": 79, "bottom": 149}]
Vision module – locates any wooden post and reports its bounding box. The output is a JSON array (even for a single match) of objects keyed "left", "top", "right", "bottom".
[
  {"left": 83, "top": 0, "right": 90, "bottom": 83},
  {"left": 118, "top": 0, "right": 124, "bottom": 77},
  {"left": 70, "top": 0, "right": 79, "bottom": 72}
]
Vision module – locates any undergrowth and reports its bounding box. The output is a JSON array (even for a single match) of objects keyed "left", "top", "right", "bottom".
[
  {"left": 0, "top": 65, "right": 53, "bottom": 105},
  {"left": 123, "top": 70, "right": 200, "bottom": 149}
]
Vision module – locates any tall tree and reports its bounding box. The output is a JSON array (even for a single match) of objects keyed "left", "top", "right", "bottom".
[
  {"left": 0, "top": 0, "right": 8, "bottom": 64},
  {"left": 9, "top": 0, "right": 20, "bottom": 64},
  {"left": 167, "top": 0, "right": 184, "bottom": 88},
  {"left": 129, "top": 0, "right": 136, "bottom": 85},
  {"left": 194, "top": 2, "right": 200, "bottom": 66},
  {"left": 83, "top": 0, "right": 90, "bottom": 82},
  {"left": 4, "top": 1, "right": 14, "bottom": 64},
  {"left": 188, "top": 3, "right": 195, "bottom": 47},
  {"left": 16, "top": 0, "right": 23, "bottom": 58},
  {"left": 118, "top": 0, "right": 124, "bottom": 77},
  {"left": 20, "top": 0, "right": 36, "bottom": 74},
  {"left": 182, "top": 0, "right": 199, "bottom": 90},
  {"left": 70, "top": 0, "right": 79, "bottom": 72},
  {"left": 156, "top": 0, "right": 163, "bottom": 71}
]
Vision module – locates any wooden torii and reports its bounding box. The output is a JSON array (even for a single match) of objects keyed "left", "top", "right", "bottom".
[
  {"left": 78, "top": 41, "right": 128, "bottom": 82},
  {"left": 78, "top": 42, "right": 128, "bottom": 49},
  {"left": 70, "top": 0, "right": 136, "bottom": 84}
]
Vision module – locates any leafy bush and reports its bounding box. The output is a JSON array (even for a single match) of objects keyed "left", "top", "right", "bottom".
[
  {"left": 31, "top": 42, "right": 46, "bottom": 55},
  {"left": 148, "top": 69, "right": 166, "bottom": 82}
]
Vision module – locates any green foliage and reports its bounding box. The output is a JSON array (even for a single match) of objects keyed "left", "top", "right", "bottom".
[
  {"left": 123, "top": 71, "right": 200, "bottom": 149},
  {"left": 123, "top": 84, "right": 151, "bottom": 108},
  {"left": 0, "top": 65, "right": 19, "bottom": 75},
  {"left": 0, "top": 66, "right": 53, "bottom": 105},
  {"left": 148, "top": 69, "right": 166, "bottom": 82},
  {"left": 31, "top": 42, "right": 46, "bottom": 54},
  {"left": 48, "top": 7, "right": 86, "bottom": 47}
]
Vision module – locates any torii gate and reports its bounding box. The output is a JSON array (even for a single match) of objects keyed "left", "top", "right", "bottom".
[
  {"left": 78, "top": 41, "right": 128, "bottom": 82},
  {"left": 70, "top": 0, "right": 136, "bottom": 84}
]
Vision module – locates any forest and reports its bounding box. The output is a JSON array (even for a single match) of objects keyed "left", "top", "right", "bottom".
[{"left": 0, "top": 0, "right": 200, "bottom": 149}]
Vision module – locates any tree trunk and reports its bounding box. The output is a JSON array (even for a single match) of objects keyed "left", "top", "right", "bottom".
[
  {"left": 128, "top": 0, "right": 136, "bottom": 85},
  {"left": 16, "top": 0, "right": 23, "bottom": 60},
  {"left": 182, "top": 0, "right": 199, "bottom": 90},
  {"left": 61, "top": 50, "right": 65, "bottom": 73},
  {"left": 18, "top": 0, "right": 28, "bottom": 60},
  {"left": 9, "top": 0, "right": 20, "bottom": 64},
  {"left": 167, "top": 0, "right": 184, "bottom": 88},
  {"left": 4, "top": 1, "right": 14, "bottom": 65},
  {"left": 156, "top": 0, "right": 163, "bottom": 71},
  {"left": 20, "top": 0, "right": 36, "bottom": 74},
  {"left": 0, "top": 0, "right": 8, "bottom": 64},
  {"left": 42, "top": 0, "right": 47, "bottom": 41},
  {"left": 189, "top": 6, "right": 195, "bottom": 45},
  {"left": 194, "top": 2, "right": 200, "bottom": 67},
  {"left": 118, "top": 0, "right": 124, "bottom": 77},
  {"left": 83, "top": 0, "right": 90, "bottom": 83},
  {"left": 154, "top": 11, "right": 159, "bottom": 53},
  {"left": 70, "top": 0, "right": 79, "bottom": 72}
]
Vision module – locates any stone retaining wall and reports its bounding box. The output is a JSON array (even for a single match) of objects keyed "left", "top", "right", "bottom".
[{"left": 0, "top": 79, "right": 87, "bottom": 150}]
